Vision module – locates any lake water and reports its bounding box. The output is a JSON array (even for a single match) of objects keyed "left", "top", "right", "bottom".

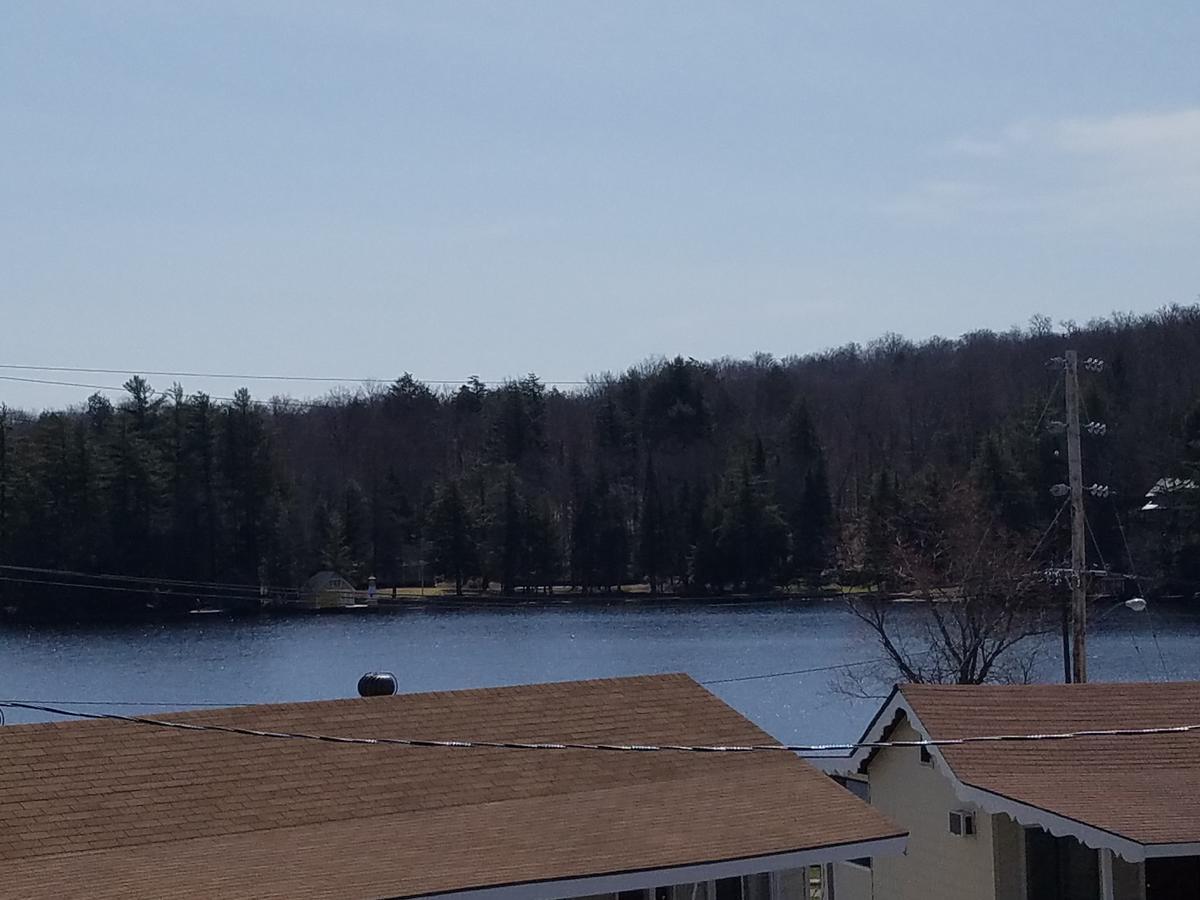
[{"left": 2, "top": 600, "right": 1198, "bottom": 745}]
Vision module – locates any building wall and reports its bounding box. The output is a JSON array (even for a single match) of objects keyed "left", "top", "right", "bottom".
[
  {"left": 845, "top": 716, "right": 1150, "bottom": 900},
  {"left": 993, "top": 812, "right": 1026, "bottom": 900},
  {"left": 568, "top": 869, "right": 807, "bottom": 900},
  {"left": 864, "top": 718, "right": 999, "bottom": 900},
  {"left": 831, "top": 861, "right": 874, "bottom": 898},
  {"left": 1113, "top": 856, "right": 1146, "bottom": 900}
]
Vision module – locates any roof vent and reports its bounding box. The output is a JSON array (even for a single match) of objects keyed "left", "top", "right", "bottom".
[{"left": 357, "top": 672, "right": 398, "bottom": 697}]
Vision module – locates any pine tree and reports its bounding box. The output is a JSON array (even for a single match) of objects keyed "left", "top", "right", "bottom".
[
  {"left": 428, "top": 481, "right": 477, "bottom": 595},
  {"left": 863, "top": 470, "right": 899, "bottom": 588},
  {"left": 0, "top": 406, "right": 10, "bottom": 571},
  {"left": 781, "top": 400, "right": 834, "bottom": 585},
  {"left": 711, "top": 461, "right": 789, "bottom": 591},
  {"left": 637, "top": 456, "right": 667, "bottom": 593}
]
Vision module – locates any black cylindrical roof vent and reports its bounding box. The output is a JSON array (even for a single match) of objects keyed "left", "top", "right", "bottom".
[{"left": 357, "top": 671, "right": 398, "bottom": 697}]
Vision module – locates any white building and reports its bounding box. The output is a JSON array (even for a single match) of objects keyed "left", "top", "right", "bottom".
[{"left": 823, "top": 681, "right": 1200, "bottom": 900}]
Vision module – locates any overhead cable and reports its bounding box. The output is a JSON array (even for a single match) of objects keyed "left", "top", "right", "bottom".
[
  {"left": 0, "top": 563, "right": 295, "bottom": 595},
  {"left": 5, "top": 701, "right": 1200, "bottom": 756},
  {"left": 0, "top": 365, "right": 589, "bottom": 387}
]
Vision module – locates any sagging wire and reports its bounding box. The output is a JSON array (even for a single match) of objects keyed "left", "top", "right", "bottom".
[{"left": 5, "top": 700, "right": 1200, "bottom": 758}]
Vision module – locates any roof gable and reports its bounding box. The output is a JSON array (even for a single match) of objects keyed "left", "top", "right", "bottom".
[
  {"left": 849, "top": 681, "right": 1200, "bottom": 861},
  {"left": 0, "top": 673, "right": 904, "bottom": 898}
]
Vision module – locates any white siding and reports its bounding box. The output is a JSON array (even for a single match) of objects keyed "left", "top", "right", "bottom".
[
  {"left": 565, "top": 869, "right": 811, "bottom": 900},
  {"left": 831, "top": 862, "right": 873, "bottom": 899},
  {"left": 865, "top": 719, "right": 998, "bottom": 900},
  {"left": 993, "top": 813, "right": 1026, "bottom": 900}
]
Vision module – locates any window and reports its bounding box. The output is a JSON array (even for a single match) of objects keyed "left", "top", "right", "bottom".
[
  {"left": 614, "top": 889, "right": 671, "bottom": 900},
  {"left": 714, "top": 877, "right": 742, "bottom": 900},
  {"left": 1025, "top": 829, "right": 1099, "bottom": 900},
  {"left": 919, "top": 745, "right": 933, "bottom": 766},
  {"left": 1147, "top": 856, "right": 1200, "bottom": 900},
  {"left": 949, "top": 809, "right": 976, "bottom": 837},
  {"left": 832, "top": 774, "right": 869, "bottom": 803}
]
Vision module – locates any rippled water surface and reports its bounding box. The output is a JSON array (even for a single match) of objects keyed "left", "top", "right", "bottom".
[{"left": 3, "top": 600, "right": 1198, "bottom": 743}]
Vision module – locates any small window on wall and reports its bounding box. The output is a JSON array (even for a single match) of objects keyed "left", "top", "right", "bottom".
[
  {"left": 919, "top": 745, "right": 933, "bottom": 766},
  {"left": 949, "top": 810, "right": 976, "bottom": 836},
  {"left": 714, "top": 877, "right": 743, "bottom": 900}
]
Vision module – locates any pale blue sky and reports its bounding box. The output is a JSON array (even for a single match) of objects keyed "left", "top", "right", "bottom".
[{"left": 3, "top": 2, "right": 1199, "bottom": 408}]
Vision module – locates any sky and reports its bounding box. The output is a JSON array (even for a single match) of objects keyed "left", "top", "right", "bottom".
[{"left": 2, "top": 2, "right": 1199, "bottom": 409}]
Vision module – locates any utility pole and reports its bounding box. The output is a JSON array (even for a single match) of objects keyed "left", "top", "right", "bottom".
[{"left": 1064, "top": 350, "right": 1088, "bottom": 683}]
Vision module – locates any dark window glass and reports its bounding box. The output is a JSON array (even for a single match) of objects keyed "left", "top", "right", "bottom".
[
  {"left": 1147, "top": 856, "right": 1200, "bottom": 900},
  {"left": 714, "top": 877, "right": 743, "bottom": 900},
  {"left": 1025, "top": 829, "right": 1098, "bottom": 900},
  {"left": 833, "top": 775, "right": 870, "bottom": 802}
]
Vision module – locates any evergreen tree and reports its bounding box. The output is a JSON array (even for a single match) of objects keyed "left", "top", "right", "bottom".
[
  {"left": 780, "top": 401, "right": 834, "bottom": 585},
  {"left": 568, "top": 460, "right": 598, "bottom": 592},
  {"left": 428, "top": 480, "right": 477, "bottom": 595},
  {"left": 972, "top": 433, "right": 1035, "bottom": 533},
  {"left": 223, "top": 388, "right": 270, "bottom": 583},
  {"left": 0, "top": 406, "right": 10, "bottom": 570},
  {"left": 637, "top": 456, "right": 668, "bottom": 593},
  {"left": 795, "top": 456, "right": 834, "bottom": 584},
  {"left": 521, "top": 497, "right": 559, "bottom": 593},
  {"left": 593, "top": 473, "right": 628, "bottom": 590},
  {"left": 313, "top": 502, "right": 353, "bottom": 575},
  {"left": 341, "top": 480, "right": 372, "bottom": 581},
  {"left": 711, "top": 462, "right": 789, "bottom": 591},
  {"left": 484, "top": 472, "right": 524, "bottom": 595},
  {"left": 863, "top": 470, "right": 899, "bottom": 588}
]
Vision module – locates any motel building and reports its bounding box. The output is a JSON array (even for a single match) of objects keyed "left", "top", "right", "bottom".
[
  {"left": 0, "top": 674, "right": 905, "bottom": 899},
  {"left": 822, "top": 681, "right": 1200, "bottom": 900}
]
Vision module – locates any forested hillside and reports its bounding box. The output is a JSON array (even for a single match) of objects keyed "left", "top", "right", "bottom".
[{"left": 3, "top": 305, "right": 1200, "bottom": 617}]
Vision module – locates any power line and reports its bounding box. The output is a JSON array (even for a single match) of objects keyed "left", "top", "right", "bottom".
[
  {"left": 699, "top": 657, "right": 907, "bottom": 685},
  {"left": 0, "top": 658, "right": 928, "bottom": 710},
  {"left": 0, "top": 371, "right": 593, "bottom": 410},
  {"left": 0, "top": 374, "right": 332, "bottom": 410},
  {"left": 0, "top": 575, "right": 277, "bottom": 605},
  {"left": 5, "top": 700, "right": 1200, "bottom": 755},
  {"left": 0, "top": 364, "right": 590, "bottom": 388},
  {"left": 0, "top": 698, "right": 243, "bottom": 708},
  {"left": 1026, "top": 500, "right": 1070, "bottom": 562},
  {"left": 1111, "top": 504, "right": 1172, "bottom": 681},
  {"left": 0, "top": 563, "right": 294, "bottom": 595},
  {"left": 1032, "top": 378, "right": 1062, "bottom": 434}
]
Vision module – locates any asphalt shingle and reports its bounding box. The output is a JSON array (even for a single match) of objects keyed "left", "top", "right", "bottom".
[
  {"left": 901, "top": 681, "right": 1200, "bottom": 847},
  {"left": 0, "top": 673, "right": 902, "bottom": 898}
]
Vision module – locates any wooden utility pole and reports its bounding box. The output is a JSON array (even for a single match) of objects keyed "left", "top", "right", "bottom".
[{"left": 1064, "top": 350, "right": 1088, "bottom": 683}]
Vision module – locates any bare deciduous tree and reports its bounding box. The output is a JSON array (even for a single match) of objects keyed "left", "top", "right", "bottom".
[{"left": 844, "top": 485, "right": 1051, "bottom": 692}]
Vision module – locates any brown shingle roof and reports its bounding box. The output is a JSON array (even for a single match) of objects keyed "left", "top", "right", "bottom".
[
  {"left": 899, "top": 681, "right": 1200, "bottom": 848},
  {"left": 0, "top": 674, "right": 902, "bottom": 899}
]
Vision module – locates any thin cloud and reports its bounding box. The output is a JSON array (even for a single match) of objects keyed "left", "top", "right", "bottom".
[{"left": 894, "top": 109, "right": 1200, "bottom": 228}]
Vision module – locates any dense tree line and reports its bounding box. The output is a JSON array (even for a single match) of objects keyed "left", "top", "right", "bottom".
[{"left": 3, "top": 305, "right": 1200, "bottom": 618}]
